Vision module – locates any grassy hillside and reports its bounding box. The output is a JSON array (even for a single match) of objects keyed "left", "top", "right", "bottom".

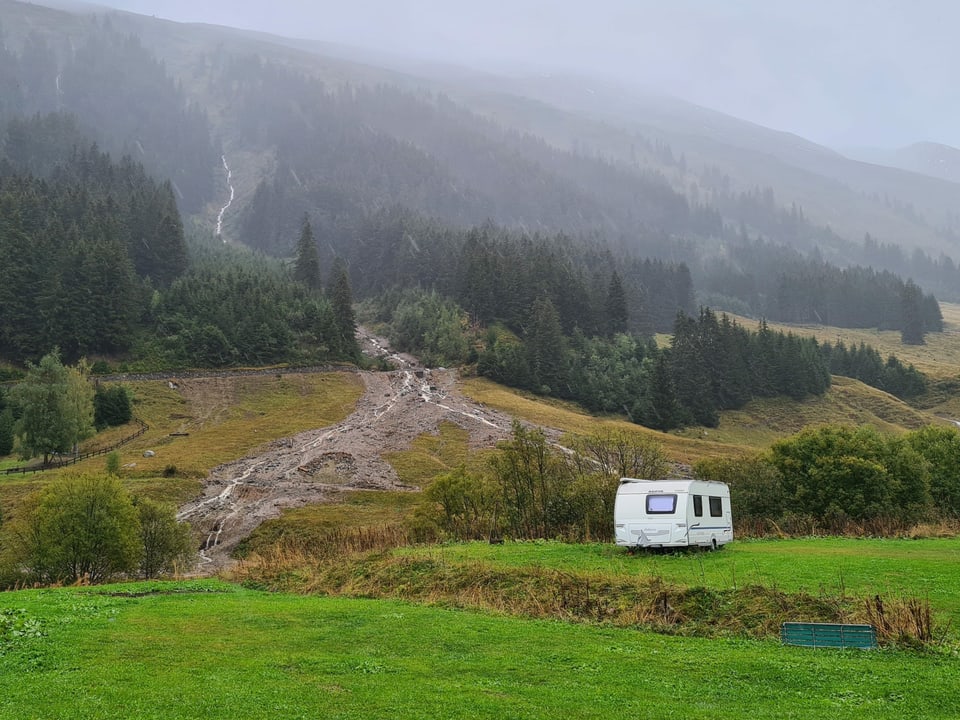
[
  {"left": 3, "top": 301, "right": 956, "bottom": 533},
  {"left": 0, "top": 372, "right": 363, "bottom": 522},
  {"left": 1, "top": 581, "right": 957, "bottom": 719},
  {"left": 462, "top": 372, "right": 940, "bottom": 461},
  {"left": 723, "top": 302, "right": 960, "bottom": 379}
]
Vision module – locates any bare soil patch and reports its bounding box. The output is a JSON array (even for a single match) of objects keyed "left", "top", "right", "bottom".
[{"left": 177, "top": 329, "right": 540, "bottom": 571}]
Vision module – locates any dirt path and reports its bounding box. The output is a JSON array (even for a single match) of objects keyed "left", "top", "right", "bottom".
[{"left": 177, "top": 329, "right": 537, "bottom": 571}]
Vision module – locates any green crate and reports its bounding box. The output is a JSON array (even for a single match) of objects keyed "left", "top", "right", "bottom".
[{"left": 781, "top": 622, "right": 877, "bottom": 649}]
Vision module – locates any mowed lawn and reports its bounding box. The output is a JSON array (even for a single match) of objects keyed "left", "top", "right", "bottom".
[
  {"left": 0, "top": 581, "right": 957, "bottom": 720},
  {"left": 403, "top": 538, "right": 960, "bottom": 625}
]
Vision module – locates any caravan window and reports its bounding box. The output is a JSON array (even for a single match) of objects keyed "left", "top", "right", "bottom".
[
  {"left": 646, "top": 494, "right": 677, "bottom": 514},
  {"left": 709, "top": 496, "right": 723, "bottom": 517},
  {"left": 693, "top": 495, "right": 703, "bottom": 517}
]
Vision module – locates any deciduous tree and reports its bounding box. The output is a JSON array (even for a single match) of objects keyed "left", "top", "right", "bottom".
[{"left": 10, "top": 351, "right": 94, "bottom": 464}]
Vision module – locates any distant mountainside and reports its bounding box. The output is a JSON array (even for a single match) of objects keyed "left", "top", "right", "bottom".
[
  {"left": 444, "top": 75, "right": 960, "bottom": 257},
  {"left": 845, "top": 142, "right": 960, "bottom": 186},
  {"left": 201, "top": 29, "right": 960, "bottom": 263},
  {"left": 4, "top": 0, "right": 960, "bottom": 304}
]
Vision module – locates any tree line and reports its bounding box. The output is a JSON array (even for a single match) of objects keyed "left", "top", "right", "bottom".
[
  {"left": 150, "top": 229, "right": 358, "bottom": 368},
  {"left": 369, "top": 283, "right": 926, "bottom": 432},
  {"left": 696, "top": 234, "right": 943, "bottom": 342},
  {"left": 697, "top": 424, "right": 960, "bottom": 532},
  {"left": 0, "top": 124, "right": 186, "bottom": 362},
  {"left": 480, "top": 307, "right": 829, "bottom": 430}
]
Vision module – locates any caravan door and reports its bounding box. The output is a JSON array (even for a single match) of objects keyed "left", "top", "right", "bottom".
[{"left": 687, "top": 490, "right": 733, "bottom": 548}]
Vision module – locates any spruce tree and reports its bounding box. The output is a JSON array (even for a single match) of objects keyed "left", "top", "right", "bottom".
[
  {"left": 293, "top": 214, "right": 322, "bottom": 290},
  {"left": 643, "top": 351, "right": 680, "bottom": 431},
  {"left": 605, "top": 270, "right": 629, "bottom": 336},
  {"left": 526, "top": 295, "right": 567, "bottom": 395},
  {"left": 900, "top": 280, "right": 925, "bottom": 345},
  {"left": 327, "top": 257, "right": 357, "bottom": 357},
  {"left": 669, "top": 311, "right": 718, "bottom": 427}
]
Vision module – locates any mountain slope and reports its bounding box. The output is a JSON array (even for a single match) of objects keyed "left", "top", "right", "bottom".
[
  {"left": 6, "top": 0, "right": 960, "bottom": 303},
  {"left": 451, "top": 75, "right": 960, "bottom": 256}
]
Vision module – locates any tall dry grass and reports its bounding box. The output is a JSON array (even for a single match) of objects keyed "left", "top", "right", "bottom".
[{"left": 865, "top": 594, "right": 939, "bottom": 646}]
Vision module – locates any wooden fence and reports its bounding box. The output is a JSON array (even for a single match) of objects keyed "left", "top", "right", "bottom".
[{"left": 1, "top": 419, "right": 149, "bottom": 477}]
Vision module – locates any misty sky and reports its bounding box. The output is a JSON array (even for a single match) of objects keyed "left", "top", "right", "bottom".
[{"left": 101, "top": 0, "right": 960, "bottom": 149}]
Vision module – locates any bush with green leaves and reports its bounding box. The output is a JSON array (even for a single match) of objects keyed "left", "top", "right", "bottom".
[
  {"left": 694, "top": 454, "right": 786, "bottom": 526},
  {"left": 694, "top": 424, "right": 960, "bottom": 531},
  {"left": 135, "top": 498, "right": 195, "bottom": 579},
  {"left": 1, "top": 474, "right": 195, "bottom": 586},
  {"left": 421, "top": 466, "right": 500, "bottom": 541},
  {"left": 105, "top": 451, "right": 122, "bottom": 476},
  {"left": 6, "top": 475, "right": 141, "bottom": 584},
  {"left": 906, "top": 425, "right": 960, "bottom": 517},
  {"left": 417, "top": 423, "right": 668, "bottom": 542},
  {"left": 770, "top": 425, "right": 931, "bottom": 524},
  {"left": 366, "top": 288, "right": 472, "bottom": 367},
  {"left": 0, "top": 406, "right": 14, "bottom": 457}
]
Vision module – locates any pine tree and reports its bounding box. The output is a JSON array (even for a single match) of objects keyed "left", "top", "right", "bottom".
[
  {"left": 293, "top": 214, "right": 321, "bottom": 290},
  {"left": 327, "top": 257, "right": 357, "bottom": 357},
  {"left": 900, "top": 280, "right": 925, "bottom": 345},
  {"left": 643, "top": 351, "right": 680, "bottom": 431},
  {"left": 605, "top": 270, "right": 628, "bottom": 336},
  {"left": 526, "top": 295, "right": 567, "bottom": 395}
]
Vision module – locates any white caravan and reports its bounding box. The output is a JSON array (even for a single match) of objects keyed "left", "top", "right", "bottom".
[{"left": 614, "top": 479, "right": 733, "bottom": 549}]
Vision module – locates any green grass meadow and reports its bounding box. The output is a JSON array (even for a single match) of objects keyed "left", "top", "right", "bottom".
[{"left": 1, "top": 580, "right": 958, "bottom": 720}]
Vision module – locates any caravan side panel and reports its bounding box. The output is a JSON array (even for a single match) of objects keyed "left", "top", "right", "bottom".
[{"left": 615, "top": 479, "right": 733, "bottom": 549}]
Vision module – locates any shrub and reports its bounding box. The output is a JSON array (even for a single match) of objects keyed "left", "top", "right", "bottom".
[
  {"left": 105, "top": 451, "right": 122, "bottom": 476},
  {"left": 770, "top": 426, "right": 932, "bottom": 524},
  {"left": 135, "top": 498, "right": 195, "bottom": 579},
  {"left": 5, "top": 475, "right": 142, "bottom": 584},
  {"left": 0, "top": 407, "right": 14, "bottom": 457},
  {"left": 90, "top": 360, "right": 112, "bottom": 375},
  {"left": 694, "top": 453, "right": 786, "bottom": 525}
]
